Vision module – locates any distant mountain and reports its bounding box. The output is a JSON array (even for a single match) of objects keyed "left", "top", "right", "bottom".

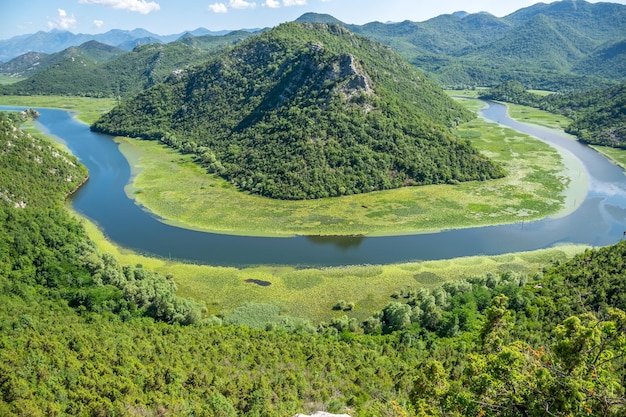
[
  {"left": 575, "top": 39, "right": 626, "bottom": 80},
  {"left": 1, "top": 32, "right": 257, "bottom": 98},
  {"left": 115, "top": 37, "right": 163, "bottom": 51},
  {"left": 2, "top": 0, "right": 624, "bottom": 90},
  {"left": 0, "top": 41, "right": 123, "bottom": 79},
  {"left": 0, "top": 52, "right": 49, "bottom": 77},
  {"left": 346, "top": 0, "right": 626, "bottom": 89},
  {"left": 0, "top": 29, "right": 150, "bottom": 62},
  {"left": 464, "top": 14, "right": 591, "bottom": 72},
  {"left": 0, "top": 27, "right": 261, "bottom": 62},
  {"left": 92, "top": 22, "right": 504, "bottom": 200},
  {"left": 2, "top": 43, "right": 202, "bottom": 97}
]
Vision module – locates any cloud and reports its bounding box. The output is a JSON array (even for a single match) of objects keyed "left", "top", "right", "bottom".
[
  {"left": 48, "top": 9, "right": 77, "bottom": 30},
  {"left": 78, "top": 0, "right": 160, "bottom": 14},
  {"left": 209, "top": 0, "right": 257, "bottom": 13},
  {"left": 229, "top": 0, "right": 257, "bottom": 9},
  {"left": 262, "top": 0, "right": 280, "bottom": 8},
  {"left": 93, "top": 20, "right": 105, "bottom": 28},
  {"left": 262, "top": 0, "right": 306, "bottom": 8},
  {"left": 208, "top": 2, "right": 228, "bottom": 13}
]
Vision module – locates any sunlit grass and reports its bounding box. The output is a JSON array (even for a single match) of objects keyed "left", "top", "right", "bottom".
[
  {"left": 117, "top": 97, "right": 577, "bottom": 237},
  {"left": 79, "top": 211, "right": 587, "bottom": 323},
  {"left": 15, "top": 94, "right": 594, "bottom": 323},
  {"left": 505, "top": 103, "right": 573, "bottom": 130},
  {"left": 0, "top": 95, "right": 116, "bottom": 125},
  {"left": 0, "top": 75, "right": 25, "bottom": 85}
]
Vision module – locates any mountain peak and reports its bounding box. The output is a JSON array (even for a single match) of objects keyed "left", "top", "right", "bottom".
[{"left": 295, "top": 13, "right": 345, "bottom": 25}]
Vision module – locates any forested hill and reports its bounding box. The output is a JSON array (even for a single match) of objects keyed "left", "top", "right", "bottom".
[
  {"left": 92, "top": 22, "right": 504, "bottom": 200},
  {"left": 0, "top": 36, "right": 254, "bottom": 98},
  {"left": 0, "top": 111, "right": 201, "bottom": 326}
]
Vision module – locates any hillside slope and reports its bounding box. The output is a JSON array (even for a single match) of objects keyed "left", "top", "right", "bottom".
[{"left": 93, "top": 23, "right": 503, "bottom": 200}]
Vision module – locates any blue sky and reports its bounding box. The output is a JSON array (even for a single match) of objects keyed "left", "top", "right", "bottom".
[{"left": 1, "top": 0, "right": 625, "bottom": 40}]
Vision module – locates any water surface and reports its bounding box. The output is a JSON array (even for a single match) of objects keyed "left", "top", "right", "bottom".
[{"left": 3, "top": 103, "right": 625, "bottom": 267}]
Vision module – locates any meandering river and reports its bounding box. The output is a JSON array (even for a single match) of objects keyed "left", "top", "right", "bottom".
[{"left": 3, "top": 102, "right": 626, "bottom": 266}]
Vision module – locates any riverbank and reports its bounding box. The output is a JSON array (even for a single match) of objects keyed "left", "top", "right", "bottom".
[
  {"left": 117, "top": 98, "right": 573, "bottom": 237},
  {"left": 0, "top": 95, "right": 115, "bottom": 125},
  {"left": 478, "top": 99, "right": 588, "bottom": 220},
  {"left": 78, "top": 212, "right": 587, "bottom": 322}
]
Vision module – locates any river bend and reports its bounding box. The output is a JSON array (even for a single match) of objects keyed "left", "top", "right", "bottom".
[{"left": 3, "top": 102, "right": 626, "bottom": 266}]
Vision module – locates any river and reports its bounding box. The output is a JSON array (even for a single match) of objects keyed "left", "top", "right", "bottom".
[{"left": 3, "top": 102, "right": 626, "bottom": 267}]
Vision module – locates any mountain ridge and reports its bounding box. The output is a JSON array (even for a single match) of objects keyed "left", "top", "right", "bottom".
[{"left": 2, "top": 1, "right": 625, "bottom": 89}]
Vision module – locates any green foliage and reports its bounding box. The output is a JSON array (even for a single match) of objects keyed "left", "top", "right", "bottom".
[
  {"left": 1, "top": 117, "right": 625, "bottom": 413},
  {"left": 0, "top": 112, "right": 201, "bottom": 324},
  {"left": 93, "top": 22, "right": 504, "bottom": 200},
  {"left": 348, "top": 1, "right": 626, "bottom": 90},
  {"left": 0, "top": 36, "right": 253, "bottom": 98},
  {"left": 483, "top": 81, "right": 626, "bottom": 148}
]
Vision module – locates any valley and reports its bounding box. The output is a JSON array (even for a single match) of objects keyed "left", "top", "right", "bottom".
[{"left": 2, "top": 1, "right": 626, "bottom": 415}]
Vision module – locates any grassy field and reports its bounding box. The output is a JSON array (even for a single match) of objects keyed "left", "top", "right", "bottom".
[
  {"left": 0, "top": 75, "right": 25, "bottom": 85},
  {"left": 80, "top": 213, "right": 587, "bottom": 323},
  {"left": 116, "top": 97, "right": 579, "bottom": 237},
  {"left": 505, "top": 103, "right": 573, "bottom": 130},
  {"left": 0, "top": 95, "right": 116, "bottom": 125}
]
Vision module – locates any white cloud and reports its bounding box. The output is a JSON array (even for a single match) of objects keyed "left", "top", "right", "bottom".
[
  {"left": 262, "top": 0, "right": 280, "bottom": 8},
  {"left": 78, "top": 0, "right": 160, "bottom": 15},
  {"left": 93, "top": 19, "right": 105, "bottom": 28},
  {"left": 209, "top": 2, "right": 228, "bottom": 13},
  {"left": 48, "top": 9, "right": 77, "bottom": 30},
  {"left": 229, "top": 0, "right": 257, "bottom": 9},
  {"left": 209, "top": 0, "right": 257, "bottom": 13},
  {"left": 283, "top": 0, "right": 306, "bottom": 5}
]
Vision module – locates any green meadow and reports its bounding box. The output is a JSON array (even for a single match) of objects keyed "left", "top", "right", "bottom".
[
  {"left": 1, "top": 95, "right": 594, "bottom": 322},
  {"left": 80, "top": 216, "right": 586, "bottom": 323},
  {"left": 115, "top": 97, "right": 583, "bottom": 237},
  {"left": 0, "top": 95, "right": 116, "bottom": 125}
]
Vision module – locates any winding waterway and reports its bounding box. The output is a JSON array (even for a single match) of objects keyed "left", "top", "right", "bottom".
[{"left": 4, "top": 102, "right": 626, "bottom": 267}]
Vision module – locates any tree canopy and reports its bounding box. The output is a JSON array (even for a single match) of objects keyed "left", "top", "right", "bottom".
[{"left": 93, "top": 22, "right": 504, "bottom": 200}]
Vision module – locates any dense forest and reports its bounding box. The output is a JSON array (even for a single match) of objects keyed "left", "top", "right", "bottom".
[
  {"left": 92, "top": 22, "right": 504, "bottom": 200},
  {"left": 2, "top": 110, "right": 626, "bottom": 415},
  {"left": 482, "top": 80, "right": 626, "bottom": 148},
  {"left": 0, "top": 111, "right": 201, "bottom": 326}
]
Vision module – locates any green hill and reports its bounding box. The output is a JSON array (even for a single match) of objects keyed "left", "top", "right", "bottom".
[
  {"left": 92, "top": 22, "right": 504, "bottom": 200},
  {"left": 0, "top": 32, "right": 255, "bottom": 98},
  {"left": 466, "top": 14, "right": 591, "bottom": 72},
  {"left": 347, "top": 0, "right": 626, "bottom": 89}
]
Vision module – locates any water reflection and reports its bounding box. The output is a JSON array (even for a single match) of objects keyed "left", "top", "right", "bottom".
[{"left": 305, "top": 235, "right": 366, "bottom": 249}]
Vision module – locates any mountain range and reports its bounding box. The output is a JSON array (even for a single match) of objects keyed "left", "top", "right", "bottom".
[
  {"left": 0, "top": 27, "right": 260, "bottom": 63},
  {"left": 1, "top": 0, "right": 624, "bottom": 91}
]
